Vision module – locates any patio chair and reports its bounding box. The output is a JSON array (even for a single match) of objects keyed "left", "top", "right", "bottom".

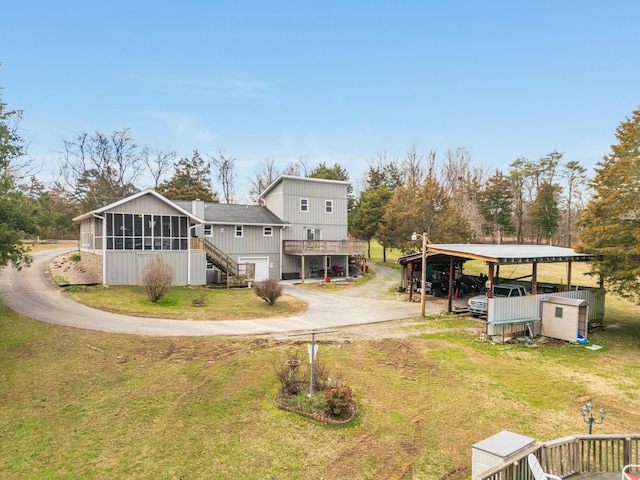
[
  {"left": 622, "top": 464, "right": 640, "bottom": 480},
  {"left": 528, "top": 453, "right": 562, "bottom": 480}
]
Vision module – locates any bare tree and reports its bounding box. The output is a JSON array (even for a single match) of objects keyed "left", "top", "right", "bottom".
[
  {"left": 143, "top": 145, "right": 176, "bottom": 188},
  {"left": 401, "top": 145, "right": 427, "bottom": 188},
  {"left": 209, "top": 149, "right": 237, "bottom": 203},
  {"left": 283, "top": 155, "right": 310, "bottom": 177},
  {"left": 249, "top": 156, "right": 281, "bottom": 202},
  {"left": 58, "top": 127, "right": 143, "bottom": 209}
]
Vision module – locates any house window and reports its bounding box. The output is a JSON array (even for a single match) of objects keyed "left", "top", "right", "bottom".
[
  {"left": 325, "top": 200, "right": 333, "bottom": 213},
  {"left": 555, "top": 306, "right": 564, "bottom": 318},
  {"left": 264, "top": 226, "right": 273, "bottom": 237},
  {"left": 306, "top": 228, "right": 321, "bottom": 240},
  {"left": 204, "top": 225, "right": 212, "bottom": 236},
  {"left": 104, "top": 212, "right": 189, "bottom": 251},
  {"left": 300, "top": 198, "right": 308, "bottom": 212},
  {"left": 235, "top": 225, "right": 243, "bottom": 238}
]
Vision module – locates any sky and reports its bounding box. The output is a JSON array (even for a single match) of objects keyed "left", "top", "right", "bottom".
[{"left": 2, "top": 1, "right": 640, "bottom": 201}]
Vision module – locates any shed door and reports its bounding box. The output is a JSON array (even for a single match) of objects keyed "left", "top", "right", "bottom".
[{"left": 238, "top": 257, "right": 270, "bottom": 282}]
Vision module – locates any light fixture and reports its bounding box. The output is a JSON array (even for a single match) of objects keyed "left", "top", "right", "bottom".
[{"left": 581, "top": 400, "right": 606, "bottom": 434}]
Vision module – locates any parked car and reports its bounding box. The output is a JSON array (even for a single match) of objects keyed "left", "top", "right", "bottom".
[{"left": 467, "top": 284, "right": 530, "bottom": 318}]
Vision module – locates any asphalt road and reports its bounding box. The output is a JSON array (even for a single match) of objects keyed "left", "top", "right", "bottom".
[{"left": 0, "top": 248, "right": 421, "bottom": 336}]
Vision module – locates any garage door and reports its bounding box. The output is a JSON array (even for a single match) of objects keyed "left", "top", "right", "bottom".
[{"left": 238, "top": 257, "right": 270, "bottom": 282}]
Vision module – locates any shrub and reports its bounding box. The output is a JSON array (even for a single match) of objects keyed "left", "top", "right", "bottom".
[
  {"left": 142, "top": 258, "right": 174, "bottom": 303},
  {"left": 323, "top": 387, "right": 354, "bottom": 417},
  {"left": 254, "top": 278, "right": 282, "bottom": 305},
  {"left": 69, "top": 253, "right": 81, "bottom": 262},
  {"left": 272, "top": 349, "right": 304, "bottom": 396}
]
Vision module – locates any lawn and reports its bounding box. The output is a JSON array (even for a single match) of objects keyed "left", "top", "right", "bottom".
[
  {"left": 2, "top": 292, "right": 640, "bottom": 479},
  {"left": 66, "top": 285, "right": 306, "bottom": 320}
]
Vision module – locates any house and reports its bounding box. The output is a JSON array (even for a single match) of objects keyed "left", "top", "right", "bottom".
[{"left": 73, "top": 175, "right": 366, "bottom": 286}]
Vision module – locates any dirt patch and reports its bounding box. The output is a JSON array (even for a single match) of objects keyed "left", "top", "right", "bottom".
[{"left": 47, "top": 254, "right": 101, "bottom": 285}]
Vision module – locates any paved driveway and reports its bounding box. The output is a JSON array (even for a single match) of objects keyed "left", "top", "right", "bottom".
[{"left": 0, "top": 248, "right": 421, "bottom": 336}]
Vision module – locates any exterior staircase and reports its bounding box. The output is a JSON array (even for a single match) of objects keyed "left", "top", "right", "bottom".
[{"left": 202, "top": 239, "right": 255, "bottom": 287}]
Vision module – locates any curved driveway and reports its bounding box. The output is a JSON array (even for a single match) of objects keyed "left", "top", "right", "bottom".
[{"left": 0, "top": 248, "right": 420, "bottom": 336}]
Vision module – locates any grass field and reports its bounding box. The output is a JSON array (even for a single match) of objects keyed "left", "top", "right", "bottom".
[
  {"left": 3, "top": 241, "right": 639, "bottom": 479},
  {"left": 2, "top": 290, "right": 640, "bottom": 479}
]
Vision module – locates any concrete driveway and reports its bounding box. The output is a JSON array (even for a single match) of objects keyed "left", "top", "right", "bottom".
[{"left": 0, "top": 248, "right": 421, "bottom": 336}]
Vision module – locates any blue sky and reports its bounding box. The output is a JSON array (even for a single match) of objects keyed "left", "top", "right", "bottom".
[{"left": 2, "top": 1, "right": 639, "bottom": 200}]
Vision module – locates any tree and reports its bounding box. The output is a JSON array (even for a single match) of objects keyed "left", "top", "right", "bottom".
[
  {"left": 157, "top": 150, "right": 218, "bottom": 202},
  {"left": 530, "top": 181, "right": 560, "bottom": 244},
  {"left": 379, "top": 177, "right": 471, "bottom": 254},
  {"left": 578, "top": 106, "right": 640, "bottom": 303},
  {"left": 477, "top": 170, "right": 515, "bottom": 244},
  {"left": 58, "top": 128, "right": 143, "bottom": 210},
  {"left": 249, "top": 157, "right": 281, "bottom": 202},
  {"left": 508, "top": 159, "right": 529, "bottom": 244},
  {"left": 209, "top": 150, "right": 237, "bottom": 203},
  {"left": 560, "top": 160, "right": 587, "bottom": 247},
  {"left": 349, "top": 185, "right": 392, "bottom": 258},
  {"left": 0, "top": 86, "right": 35, "bottom": 269},
  {"left": 143, "top": 145, "right": 176, "bottom": 188}
]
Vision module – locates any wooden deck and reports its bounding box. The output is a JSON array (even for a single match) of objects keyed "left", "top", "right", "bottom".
[
  {"left": 569, "top": 473, "right": 619, "bottom": 479},
  {"left": 476, "top": 434, "right": 640, "bottom": 480}
]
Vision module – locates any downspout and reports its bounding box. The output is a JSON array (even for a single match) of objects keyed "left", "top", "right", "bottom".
[
  {"left": 94, "top": 214, "right": 107, "bottom": 286},
  {"left": 279, "top": 225, "right": 286, "bottom": 280},
  {"left": 188, "top": 224, "right": 197, "bottom": 286}
]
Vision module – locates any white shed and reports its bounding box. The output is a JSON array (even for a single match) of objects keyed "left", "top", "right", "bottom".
[
  {"left": 471, "top": 430, "right": 535, "bottom": 479},
  {"left": 541, "top": 296, "right": 589, "bottom": 343}
]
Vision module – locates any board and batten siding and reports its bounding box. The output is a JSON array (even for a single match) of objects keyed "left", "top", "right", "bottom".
[
  {"left": 104, "top": 250, "right": 205, "bottom": 286},
  {"left": 205, "top": 224, "right": 282, "bottom": 257},
  {"left": 105, "top": 193, "right": 186, "bottom": 216}
]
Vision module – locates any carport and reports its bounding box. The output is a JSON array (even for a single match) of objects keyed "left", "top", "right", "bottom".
[{"left": 398, "top": 244, "right": 602, "bottom": 331}]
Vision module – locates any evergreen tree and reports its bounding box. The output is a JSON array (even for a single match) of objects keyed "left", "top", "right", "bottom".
[
  {"left": 349, "top": 185, "right": 392, "bottom": 258},
  {"left": 530, "top": 181, "right": 560, "bottom": 244},
  {"left": 477, "top": 170, "right": 515, "bottom": 243},
  {"left": 578, "top": 106, "right": 640, "bottom": 302},
  {"left": 0, "top": 87, "right": 35, "bottom": 268},
  {"left": 157, "top": 151, "right": 218, "bottom": 202}
]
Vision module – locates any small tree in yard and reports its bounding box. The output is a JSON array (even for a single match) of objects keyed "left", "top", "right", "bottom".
[
  {"left": 142, "top": 258, "right": 174, "bottom": 303},
  {"left": 254, "top": 278, "right": 282, "bottom": 305}
]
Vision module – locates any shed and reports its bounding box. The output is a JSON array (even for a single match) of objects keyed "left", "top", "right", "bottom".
[
  {"left": 471, "top": 430, "right": 536, "bottom": 479},
  {"left": 541, "top": 296, "right": 589, "bottom": 343}
]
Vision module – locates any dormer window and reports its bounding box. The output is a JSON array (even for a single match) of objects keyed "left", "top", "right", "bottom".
[{"left": 300, "top": 198, "right": 308, "bottom": 212}]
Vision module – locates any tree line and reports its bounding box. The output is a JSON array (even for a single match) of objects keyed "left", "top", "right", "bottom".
[{"left": 1, "top": 77, "right": 638, "bottom": 303}]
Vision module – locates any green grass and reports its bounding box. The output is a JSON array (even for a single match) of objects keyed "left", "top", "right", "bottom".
[
  {"left": 66, "top": 285, "right": 306, "bottom": 320},
  {"left": 3, "top": 290, "right": 640, "bottom": 479}
]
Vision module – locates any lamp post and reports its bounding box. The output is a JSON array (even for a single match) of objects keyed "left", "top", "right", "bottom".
[
  {"left": 581, "top": 400, "right": 606, "bottom": 434},
  {"left": 411, "top": 232, "right": 428, "bottom": 316}
]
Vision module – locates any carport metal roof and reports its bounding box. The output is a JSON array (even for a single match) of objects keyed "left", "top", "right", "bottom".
[{"left": 422, "top": 244, "right": 594, "bottom": 264}]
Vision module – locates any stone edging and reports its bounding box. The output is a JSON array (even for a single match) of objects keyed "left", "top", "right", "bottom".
[{"left": 272, "top": 397, "right": 358, "bottom": 425}]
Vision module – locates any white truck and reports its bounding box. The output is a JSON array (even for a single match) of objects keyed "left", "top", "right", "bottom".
[{"left": 467, "top": 284, "right": 530, "bottom": 318}]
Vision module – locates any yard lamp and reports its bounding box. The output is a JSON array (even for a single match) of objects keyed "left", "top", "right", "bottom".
[
  {"left": 581, "top": 400, "right": 606, "bottom": 434},
  {"left": 411, "top": 232, "right": 428, "bottom": 317}
]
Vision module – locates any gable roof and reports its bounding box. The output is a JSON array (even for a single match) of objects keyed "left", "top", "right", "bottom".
[
  {"left": 172, "top": 201, "right": 288, "bottom": 226},
  {"left": 72, "top": 189, "right": 203, "bottom": 222}
]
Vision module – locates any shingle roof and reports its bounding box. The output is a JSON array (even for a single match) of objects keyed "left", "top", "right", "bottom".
[{"left": 172, "top": 200, "right": 288, "bottom": 226}]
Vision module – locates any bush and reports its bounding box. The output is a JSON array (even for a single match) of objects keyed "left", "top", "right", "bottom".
[
  {"left": 69, "top": 253, "right": 81, "bottom": 262},
  {"left": 254, "top": 278, "right": 282, "bottom": 305},
  {"left": 142, "top": 258, "right": 174, "bottom": 303},
  {"left": 272, "top": 349, "right": 304, "bottom": 396},
  {"left": 323, "top": 387, "right": 354, "bottom": 417}
]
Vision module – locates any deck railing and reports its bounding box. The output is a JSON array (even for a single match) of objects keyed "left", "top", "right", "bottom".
[
  {"left": 282, "top": 239, "right": 366, "bottom": 256},
  {"left": 476, "top": 434, "right": 640, "bottom": 479}
]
